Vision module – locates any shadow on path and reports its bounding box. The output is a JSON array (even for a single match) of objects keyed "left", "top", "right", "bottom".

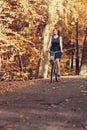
[{"left": 0, "top": 76, "right": 87, "bottom": 130}]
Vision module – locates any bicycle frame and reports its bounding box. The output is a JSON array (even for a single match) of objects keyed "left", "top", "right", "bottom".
[{"left": 49, "top": 51, "right": 61, "bottom": 82}]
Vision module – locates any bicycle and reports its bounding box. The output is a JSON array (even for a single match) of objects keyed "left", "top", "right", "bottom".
[{"left": 49, "top": 51, "right": 62, "bottom": 83}]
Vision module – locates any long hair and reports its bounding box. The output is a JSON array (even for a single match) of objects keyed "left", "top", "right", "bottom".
[{"left": 52, "top": 28, "right": 60, "bottom": 36}]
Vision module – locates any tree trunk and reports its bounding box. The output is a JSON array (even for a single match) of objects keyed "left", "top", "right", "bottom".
[
  {"left": 0, "top": 56, "right": 1, "bottom": 71},
  {"left": 38, "top": 0, "right": 61, "bottom": 78},
  {"left": 79, "top": 32, "right": 87, "bottom": 75}
]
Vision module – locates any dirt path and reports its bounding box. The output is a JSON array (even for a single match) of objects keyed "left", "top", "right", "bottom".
[{"left": 0, "top": 76, "right": 87, "bottom": 130}]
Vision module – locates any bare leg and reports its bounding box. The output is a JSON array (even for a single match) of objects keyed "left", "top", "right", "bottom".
[
  {"left": 55, "top": 58, "right": 60, "bottom": 76},
  {"left": 50, "top": 56, "right": 54, "bottom": 64},
  {"left": 50, "top": 56, "right": 54, "bottom": 61}
]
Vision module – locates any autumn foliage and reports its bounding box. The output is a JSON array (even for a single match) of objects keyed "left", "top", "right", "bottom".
[{"left": 0, "top": 0, "right": 87, "bottom": 81}]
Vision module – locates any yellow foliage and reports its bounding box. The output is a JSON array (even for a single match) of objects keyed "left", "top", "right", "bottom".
[{"left": 0, "top": 0, "right": 86, "bottom": 80}]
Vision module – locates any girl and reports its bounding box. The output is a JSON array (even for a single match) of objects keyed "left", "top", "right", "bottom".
[{"left": 47, "top": 28, "right": 63, "bottom": 76}]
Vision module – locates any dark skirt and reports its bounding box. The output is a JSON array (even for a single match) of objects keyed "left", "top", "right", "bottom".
[{"left": 50, "top": 51, "right": 62, "bottom": 59}]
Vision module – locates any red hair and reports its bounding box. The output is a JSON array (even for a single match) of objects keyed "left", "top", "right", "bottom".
[{"left": 53, "top": 28, "right": 60, "bottom": 36}]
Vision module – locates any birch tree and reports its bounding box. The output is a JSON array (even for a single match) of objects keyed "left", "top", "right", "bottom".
[{"left": 38, "top": 0, "right": 63, "bottom": 78}]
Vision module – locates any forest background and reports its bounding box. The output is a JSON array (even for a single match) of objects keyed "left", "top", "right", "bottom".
[{"left": 0, "top": 0, "right": 87, "bottom": 81}]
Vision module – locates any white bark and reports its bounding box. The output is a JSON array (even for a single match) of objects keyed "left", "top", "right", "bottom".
[{"left": 38, "top": 0, "right": 63, "bottom": 78}]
